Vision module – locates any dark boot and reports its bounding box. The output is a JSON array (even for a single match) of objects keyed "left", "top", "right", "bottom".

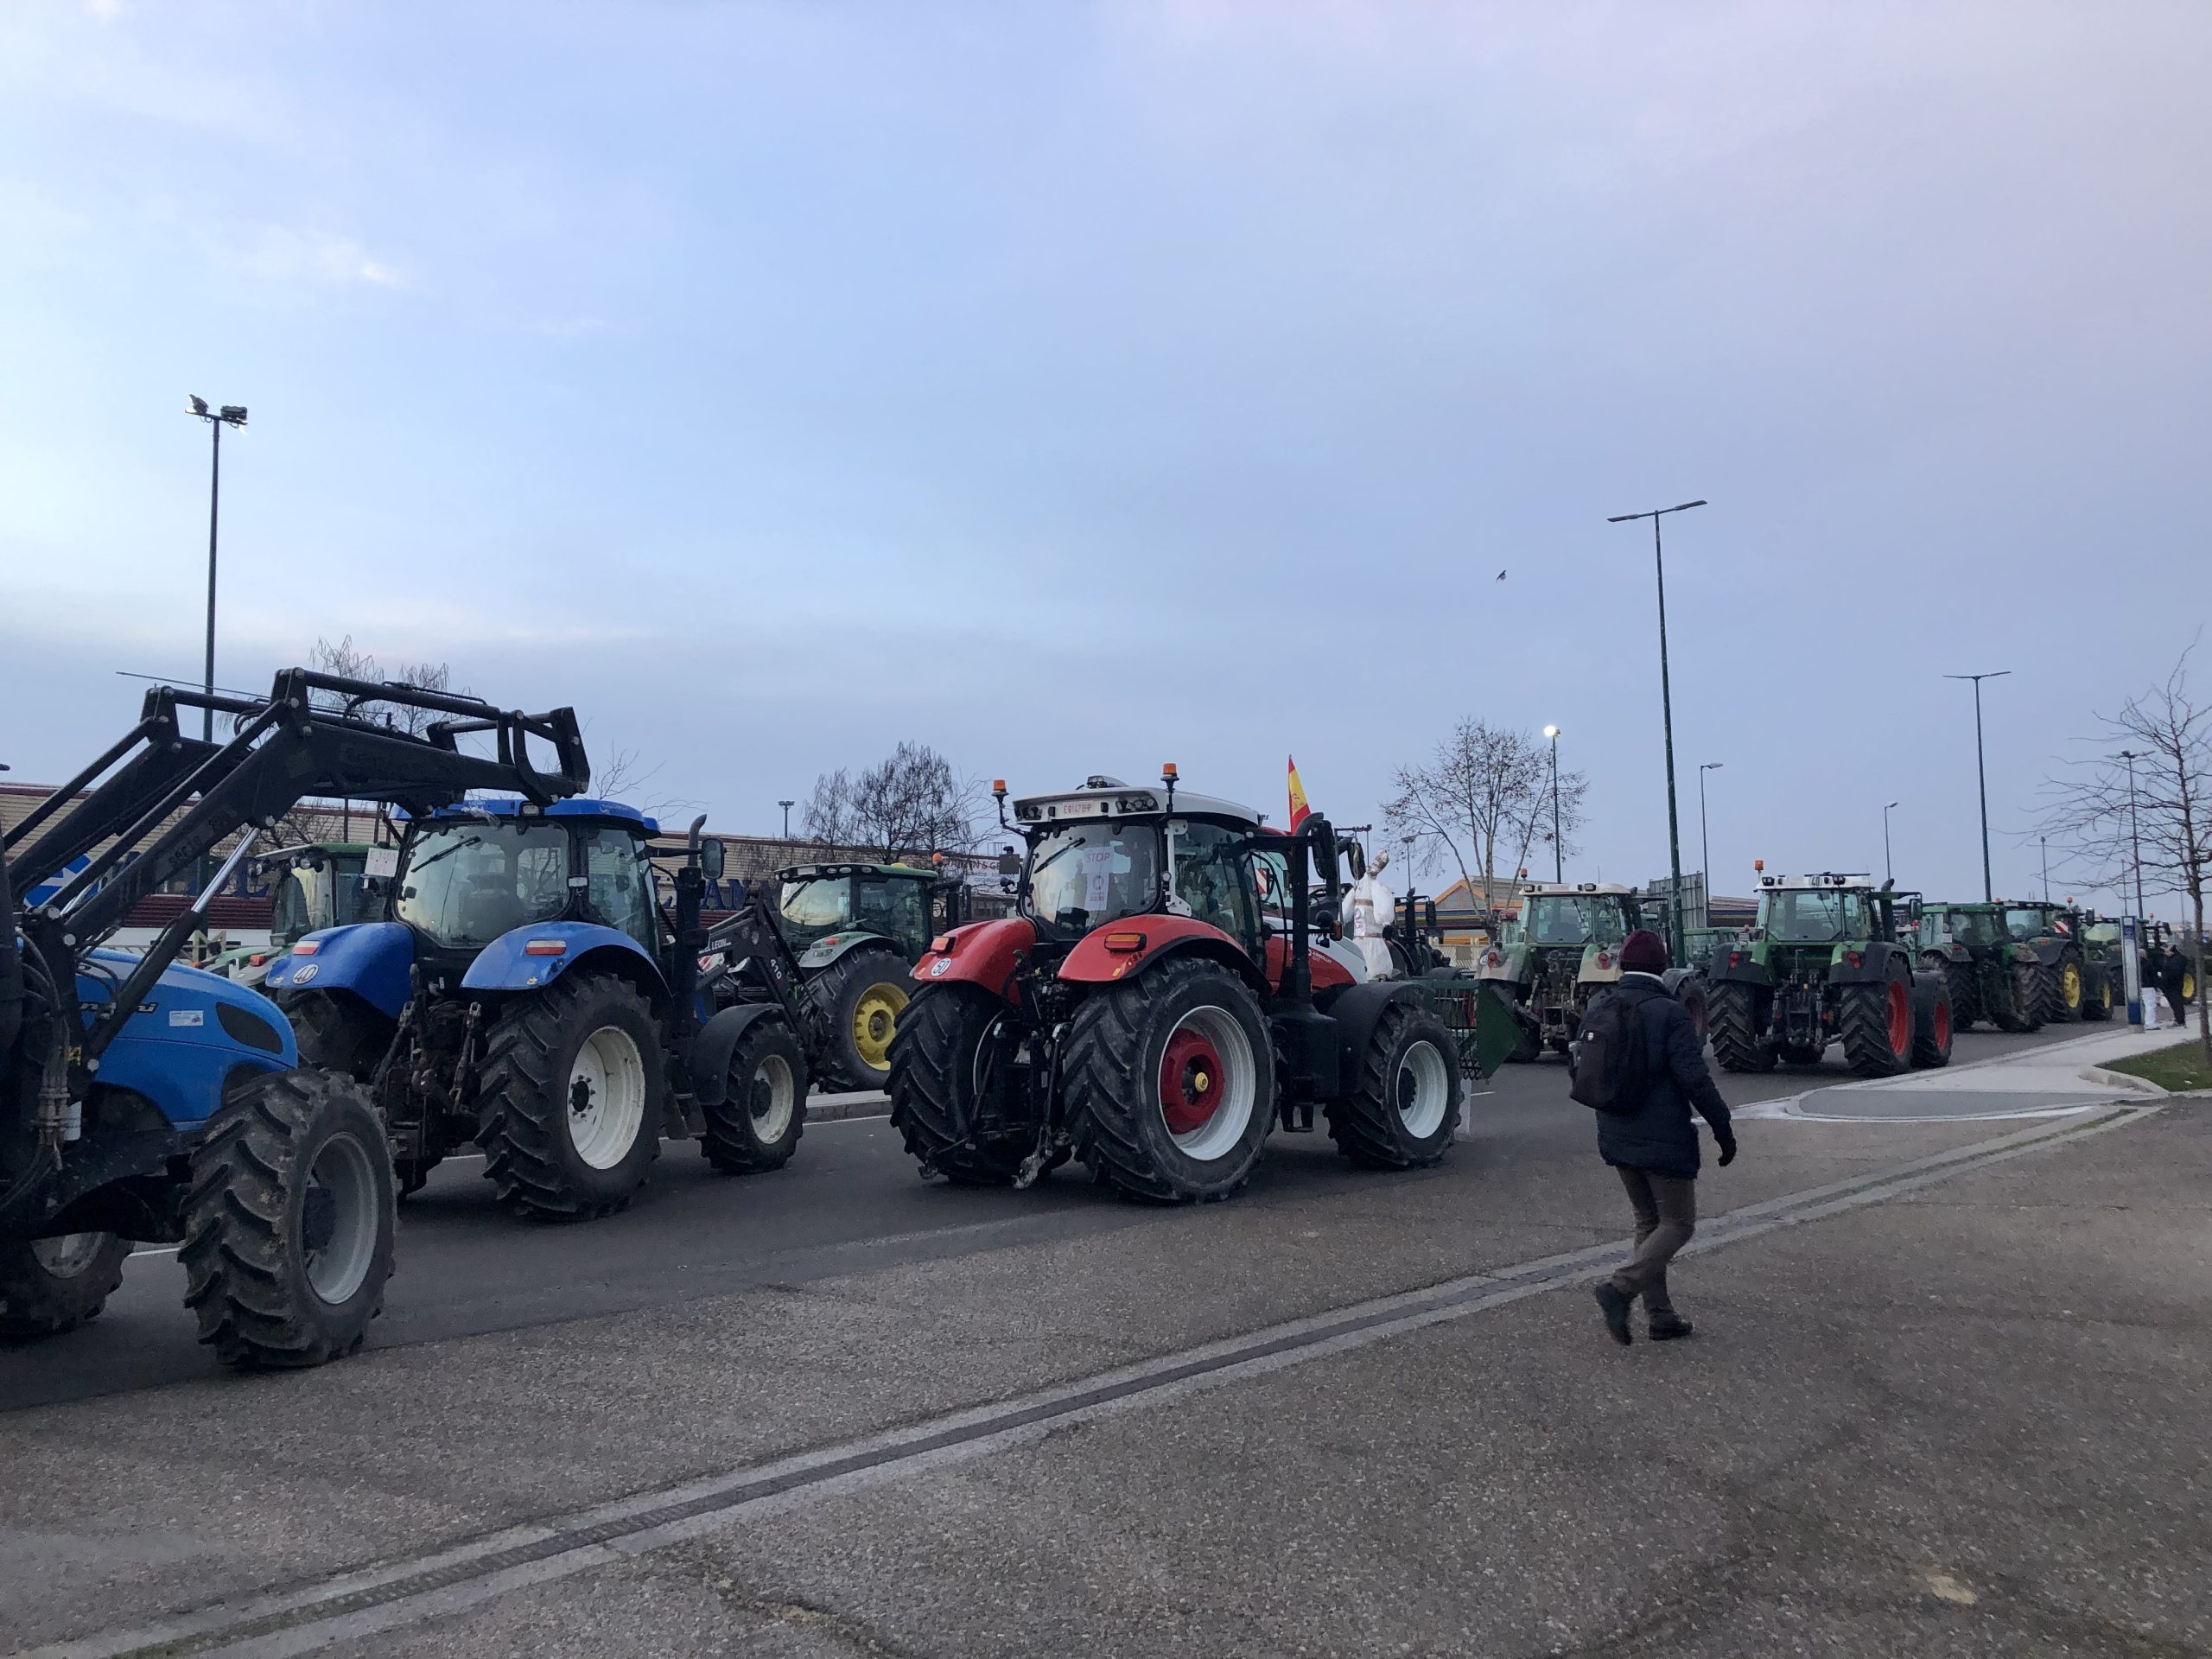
[
  {"left": 1648, "top": 1313, "right": 1694, "bottom": 1341},
  {"left": 1593, "top": 1282, "right": 1633, "bottom": 1345}
]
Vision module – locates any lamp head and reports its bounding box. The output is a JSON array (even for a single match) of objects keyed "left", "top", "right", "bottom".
[{"left": 187, "top": 395, "right": 209, "bottom": 417}]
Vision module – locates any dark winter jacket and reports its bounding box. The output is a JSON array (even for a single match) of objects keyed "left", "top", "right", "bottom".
[{"left": 1591, "top": 974, "right": 1734, "bottom": 1180}]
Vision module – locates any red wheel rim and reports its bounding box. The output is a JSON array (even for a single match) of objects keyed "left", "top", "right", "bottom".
[
  {"left": 1934, "top": 995, "right": 1951, "bottom": 1048},
  {"left": 1886, "top": 980, "right": 1910, "bottom": 1057},
  {"left": 1160, "top": 1027, "right": 1224, "bottom": 1135}
]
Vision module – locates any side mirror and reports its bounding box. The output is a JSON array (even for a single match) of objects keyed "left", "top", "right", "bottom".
[
  {"left": 700, "top": 838, "right": 726, "bottom": 883},
  {"left": 997, "top": 847, "right": 1023, "bottom": 877}
]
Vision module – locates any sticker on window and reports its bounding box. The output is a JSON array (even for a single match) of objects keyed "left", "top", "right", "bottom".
[
  {"left": 1081, "top": 846, "right": 1116, "bottom": 913},
  {"left": 365, "top": 846, "right": 400, "bottom": 879}
]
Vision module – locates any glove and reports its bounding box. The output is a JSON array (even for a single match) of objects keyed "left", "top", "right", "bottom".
[{"left": 1715, "top": 1129, "right": 1738, "bottom": 1167}]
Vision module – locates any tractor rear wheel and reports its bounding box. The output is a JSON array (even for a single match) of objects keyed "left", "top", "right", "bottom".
[
  {"left": 1840, "top": 973, "right": 1914, "bottom": 1078},
  {"left": 1325, "top": 1001, "right": 1462, "bottom": 1170},
  {"left": 1910, "top": 972, "right": 1955, "bottom": 1069},
  {"left": 1063, "top": 957, "right": 1274, "bottom": 1204},
  {"left": 887, "top": 984, "right": 1027, "bottom": 1185},
  {"left": 475, "top": 973, "right": 664, "bottom": 1221},
  {"left": 2081, "top": 973, "right": 2114, "bottom": 1021},
  {"left": 813, "top": 949, "right": 914, "bottom": 1093},
  {"left": 181, "top": 1068, "right": 395, "bottom": 1368},
  {"left": 1706, "top": 982, "right": 1773, "bottom": 1072},
  {"left": 279, "top": 989, "right": 395, "bottom": 1082},
  {"left": 0, "top": 1231, "right": 130, "bottom": 1339},
  {"left": 1994, "top": 960, "right": 2043, "bottom": 1033},
  {"left": 2040, "top": 950, "right": 2085, "bottom": 1024},
  {"left": 701, "top": 1020, "right": 807, "bottom": 1173}
]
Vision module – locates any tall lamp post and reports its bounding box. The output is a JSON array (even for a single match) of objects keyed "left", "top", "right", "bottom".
[
  {"left": 1884, "top": 800, "right": 1900, "bottom": 886},
  {"left": 186, "top": 397, "right": 248, "bottom": 742},
  {"left": 1542, "top": 725, "right": 1563, "bottom": 881},
  {"left": 1943, "top": 669, "right": 2010, "bottom": 902},
  {"left": 1697, "top": 762, "right": 1722, "bottom": 912},
  {"left": 2117, "top": 751, "right": 2146, "bottom": 918},
  {"left": 1607, "top": 498, "right": 1707, "bottom": 960},
  {"left": 779, "top": 798, "right": 796, "bottom": 840}
]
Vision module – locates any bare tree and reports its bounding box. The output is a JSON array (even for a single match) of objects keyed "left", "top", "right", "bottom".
[
  {"left": 1384, "top": 719, "right": 1586, "bottom": 911},
  {"left": 805, "top": 743, "right": 980, "bottom": 860},
  {"left": 307, "top": 636, "right": 456, "bottom": 737},
  {"left": 592, "top": 746, "right": 696, "bottom": 821},
  {"left": 2039, "top": 645, "right": 2210, "bottom": 1056}
]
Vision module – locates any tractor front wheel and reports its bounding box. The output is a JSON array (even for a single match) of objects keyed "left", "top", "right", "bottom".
[
  {"left": 1325, "top": 1001, "right": 1462, "bottom": 1170},
  {"left": 814, "top": 950, "right": 914, "bottom": 1093},
  {"left": 1922, "top": 954, "right": 1977, "bottom": 1032},
  {"left": 475, "top": 973, "right": 664, "bottom": 1221},
  {"left": 701, "top": 1021, "right": 808, "bottom": 1174},
  {"left": 887, "top": 984, "right": 1027, "bottom": 1185},
  {"left": 1910, "top": 971, "right": 1955, "bottom": 1069},
  {"left": 279, "top": 989, "right": 395, "bottom": 1082},
  {"left": 1840, "top": 974, "right": 1914, "bottom": 1078},
  {"left": 1063, "top": 957, "right": 1274, "bottom": 1204},
  {"left": 0, "top": 1231, "right": 130, "bottom": 1339},
  {"left": 2040, "top": 951, "right": 2085, "bottom": 1024},
  {"left": 1706, "top": 982, "right": 1773, "bottom": 1072},
  {"left": 181, "top": 1068, "right": 395, "bottom": 1368},
  {"left": 1994, "top": 959, "right": 2043, "bottom": 1033}
]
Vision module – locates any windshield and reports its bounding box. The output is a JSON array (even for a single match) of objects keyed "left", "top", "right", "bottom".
[
  {"left": 1522, "top": 895, "right": 1629, "bottom": 946},
  {"left": 1024, "top": 823, "right": 1160, "bottom": 934},
  {"left": 268, "top": 869, "right": 314, "bottom": 948},
  {"left": 1758, "top": 888, "right": 1871, "bottom": 943},
  {"left": 394, "top": 821, "right": 569, "bottom": 949},
  {"left": 1936, "top": 908, "right": 2001, "bottom": 947},
  {"left": 2005, "top": 906, "right": 2063, "bottom": 940},
  {"left": 267, "top": 855, "right": 378, "bottom": 948}
]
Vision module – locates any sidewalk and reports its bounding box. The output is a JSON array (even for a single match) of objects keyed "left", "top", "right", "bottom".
[{"left": 1740, "top": 1025, "right": 2190, "bottom": 1120}]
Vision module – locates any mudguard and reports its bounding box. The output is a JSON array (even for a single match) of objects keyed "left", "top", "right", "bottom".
[
  {"left": 913, "top": 917, "right": 1034, "bottom": 997},
  {"left": 460, "top": 922, "right": 669, "bottom": 997},
  {"left": 1706, "top": 943, "right": 1772, "bottom": 986},
  {"left": 690, "top": 1002, "right": 789, "bottom": 1107},
  {"left": 1476, "top": 942, "right": 1529, "bottom": 986},
  {"left": 1826, "top": 943, "right": 1911, "bottom": 985},
  {"left": 796, "top": 931, "right": 899, "bottom": 973},
  {"left": 1057, "top": 915, "right": 1262, "bottom": 992},
  {"left": 1324, "top": 979, "right": 1427, "bottom": 1068},
  {"left": 263, "top": 921, "right": 414, "bottom": 1018},
  {"left": 75, "top": 951, "right": 296, "bottom": 1127},
  {"left": 1577, "top": 942, "right": 1624, "bottom": 986}
]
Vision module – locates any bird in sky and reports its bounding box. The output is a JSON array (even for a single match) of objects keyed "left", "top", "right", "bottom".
[{"left": 1496, "top": 569, "right": 1507, "bottom": 581}]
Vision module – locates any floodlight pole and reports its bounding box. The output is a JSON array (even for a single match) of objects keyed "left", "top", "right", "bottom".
[
  {"left": 188, "top": 397, "right": 248, "bottom": 743},
  {"left": 1543, "top": 725, "right": 1563, "bottom": 882},
  {"left": 779, "top": 799, "right": 795, "bottom": 840},
  {"left": 1884, "top": 800, "right": 1899, "bottom": 886},
  {"left": 2118, "top": 751, "right": 2146, "bottom": 918},
  {"left": 1944, "top": 670, "right": 2009, "bottom": 902},
  {"left": 1608, "top": 499, "right": 1707, "bottom": 962},
  {"left": 1700, "top": 763, "right": 1724, "bottom": 906}
]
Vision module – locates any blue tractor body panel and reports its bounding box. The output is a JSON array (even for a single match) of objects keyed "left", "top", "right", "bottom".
[
  {"left": 75, "top": 950, "right": 296, "bottom": 1127},
  {"left": 263, "top": 921, "right": 416, "bottom": 1018},
  {"left": 459, "top": 921, "right": 668, "bottom": 997}
]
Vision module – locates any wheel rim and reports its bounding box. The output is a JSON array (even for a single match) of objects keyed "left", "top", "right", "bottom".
[
  {"left": 2062, "top": 963, "right": 2082, "bottom": 1008},
  {"left": 1158, "top": 1005, "right": 1257, "bottom": 1160},
  {"left": 568, "top": 1024, "right": 648, "bottom": 1169},
  {"left": 29, "top": 1232, "right": 106, "bottom": 1278},
  {"left": 1934, "top": 994, "right": 1951, "bottom": 1048},
  {"left": 850, "top": 982, "right": 909, "bottom": 1073},
  {"left": 2184, "top": 970, "right": 2197, "bottom": 1001},
  {"left": 300, "top": 1130, "right": 379, "bottom": 1304},
  {"left": 1885, "top": 980, "right": 1910, "bottom": 1057},
  {"left": 748, "top": 1052, "right": 796, "bottom": 1142},
  {"left": 1395, "top": 1039, "right": 1452, "bottom": 1139}
]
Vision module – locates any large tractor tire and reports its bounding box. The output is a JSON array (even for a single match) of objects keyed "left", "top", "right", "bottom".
[
  {"left": 700, "top": 1020, "right": 807, "bottom": 1174},
  {"left": 475, "top": 973, "right": 664, "bottom": 1222},
  {"left": 1993, "top": 959, "right": 2043, "bottom": 1033},
  {"left": 1839, "top": 972, "right": 1914, "bottom": 1078},
  {"left": 1325, "top": 1001, "right": 1462, "bottom": 1170},
  {"left": 278, "top": 988, "right": 395, "bottom": 1081},
  {"left": 1922, "top": 953, "right": 1977, "bottom": 1032},
  {"left": 0, "top": 1231, "right": 130, "bottom": 1339},
  {"left": 1706, "top": 982, "right": 1773, "bottom": 1072},
  {"left": 812, "top": 949, "right": 914, "bottom": 1093},
  {"left": 181, "top": 1068, "right": 396, "bottom": 1368},
  {"left": 887, "top": 984, "right": 1027, "bottom": 1185},
  {"left": 1910, "top": 972, "right": 1955, "bottom": 1069},
  {"left": 1063, "top": 957, "right": 1274, "bottom": 1204},
  {"left": 2039, "top": 950, "right": 2086, "bottom": 1025}
]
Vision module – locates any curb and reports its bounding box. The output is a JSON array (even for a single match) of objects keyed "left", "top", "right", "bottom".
[
  {"left": 805, "top": 1092, "right": 890, "bottom": 1123},
  {"left": 2078, "top": 1065, "right": 2167, "bottom": 1097}
]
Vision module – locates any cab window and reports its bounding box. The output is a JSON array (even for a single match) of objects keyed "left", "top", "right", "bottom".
[
  {"left": 855, "top": 877, "right": 929, "bottom": 957},
  {"left": 582, "top": 826, "right": 658, "bottom": 947},
  {"left": 1170, "top": 822, "right": 1261, "bottom": 953}
]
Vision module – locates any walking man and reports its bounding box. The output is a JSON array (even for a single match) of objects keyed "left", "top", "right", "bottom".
[{"left": 1587, "top": 929, "right": 1736, "bottom": 1344}]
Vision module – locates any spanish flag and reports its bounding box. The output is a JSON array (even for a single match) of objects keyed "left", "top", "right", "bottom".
[{"left": 1287, "top": 755, "right": 1311, "bottom": 830}]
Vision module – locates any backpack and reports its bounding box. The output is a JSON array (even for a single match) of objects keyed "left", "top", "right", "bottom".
[{"left": 1568, "top": 986, "right": 1650, "bottom": 1116}]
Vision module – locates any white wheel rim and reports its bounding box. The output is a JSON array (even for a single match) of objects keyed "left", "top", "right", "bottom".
[
  {"left": 1395, "top": 1039, "right": 1452, "bottom": 1139},
  {"left": 569, "top": 1025, "right": 648, "bottom": 1170},
  {"left": 30, "top": 1232, "right": 107, "bottom": 1277},
  {"left": 1160, "top": 1004, "right": 1257, "bottom": 1162},
  {"left": 302, "top": 1131, "right": 379, "bottom": 1305},
  {"left": 749, "top": 1052, "right": 796, "bottom": 1142}
]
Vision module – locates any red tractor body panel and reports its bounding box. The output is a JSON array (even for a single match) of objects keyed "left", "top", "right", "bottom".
[
  {"left": 913, "top": 917, "right": 1034, "bottom": 998},
  {"left": 1057, "top": 914, "right": 1249, "bottom": 985},
  {"left": 1264, "top": 933, "right": 1356, "bottom": 994}
]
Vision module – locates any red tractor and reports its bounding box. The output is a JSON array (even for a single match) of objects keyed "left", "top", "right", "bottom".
[{"left": 887, "top": 770, "right": 1473, "bottom": 1202}]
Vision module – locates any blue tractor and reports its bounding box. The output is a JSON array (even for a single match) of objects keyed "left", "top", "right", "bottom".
[
  {"left": 268, "top": 802, "right": 811, "bottom": 1219},
  {"left": 3, "top": 669, "right": 588, "bottom": 1364}
]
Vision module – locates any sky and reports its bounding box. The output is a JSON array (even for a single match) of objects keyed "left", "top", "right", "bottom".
[{"left": 3, "top": 0, "right": 2209, "bottom": 912}]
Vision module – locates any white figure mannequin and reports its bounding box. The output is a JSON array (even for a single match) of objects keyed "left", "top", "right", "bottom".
[{"left": 1342, "top": 850, "right": 1397, "bottom": 980}]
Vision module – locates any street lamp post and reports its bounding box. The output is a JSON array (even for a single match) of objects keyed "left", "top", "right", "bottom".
[
  {"left": 2041, "top": 835, "right": 2050, "bottom": 902},
  {"left": 1884, "top": 800, "right": 1900, "bottom": 886},
  {"left": 1542, "top": 725, "right": 1563, "bottom": 882},
  {"left": 186, "top": 397, "right": 248, "bottom": 743},
  {"left": 2117, "top": 751, "right": 2146, "bottom": 918},
  {"left": 1698, "top": 762, "right": 1723, "bottom": 911},
  {"left": 779, "top": 799, "right": 796, "bottom": 840},
  {"left": 1607, "top": 499, "right": 1707, "bottom": 961},
  {"left": 1943, "top": 670, "right": 2011, "bottom": 902}
]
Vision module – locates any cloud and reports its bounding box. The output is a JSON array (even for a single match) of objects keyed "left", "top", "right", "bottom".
[{"left": 227, "top": 226, "right": 407, "bottom": 289}]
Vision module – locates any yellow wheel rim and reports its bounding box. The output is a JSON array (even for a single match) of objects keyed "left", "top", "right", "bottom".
[
  {"left": 2062, "top": 963, "right": 2082, "bottom": 1008},
  {"left": 850, "top": 982, "right": 909, "bottom": 1073},
  {"left": 2184, "top": 970, "right": 2198, "bottom": 1002}
]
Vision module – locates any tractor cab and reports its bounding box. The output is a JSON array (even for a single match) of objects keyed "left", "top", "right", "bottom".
[
  {"left": 775, "top": 862, "right": 950, "bottom": 963},
  {"left": 264, "top": 842, "right": 384, "bottom": 952},
  {"left": 2003, "top": 902, "right": 2075, "bottom": 944}
]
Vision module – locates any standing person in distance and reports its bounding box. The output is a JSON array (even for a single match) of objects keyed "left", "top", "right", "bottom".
[{"left": 1571, "top": 928, "right": 1736, "bottom": 1344}]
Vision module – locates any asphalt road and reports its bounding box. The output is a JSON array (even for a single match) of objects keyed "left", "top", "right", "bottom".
[{"left": 0, "top": 1020, "right": 2094, "bottom": 1413}]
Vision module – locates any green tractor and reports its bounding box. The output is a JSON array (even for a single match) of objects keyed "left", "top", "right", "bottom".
[
  {"left": 2002, "top": 900, "right": 2111, "bottom": 1024},
  {"left": 1707, "top": 873, "right": 1955, "bottom": 1077},
  {"left": 774, "top": 861, "right": 973, "bottom": 1091},
  {"left": 1476, "top": 882, "right": 1643, "bottom": 1062},
  {"left": 214, "top": 841, "right": 389, "bottom": 988},
  {"left": 1916, "top": 902, "right": 2045, "bottom": 1033}
]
